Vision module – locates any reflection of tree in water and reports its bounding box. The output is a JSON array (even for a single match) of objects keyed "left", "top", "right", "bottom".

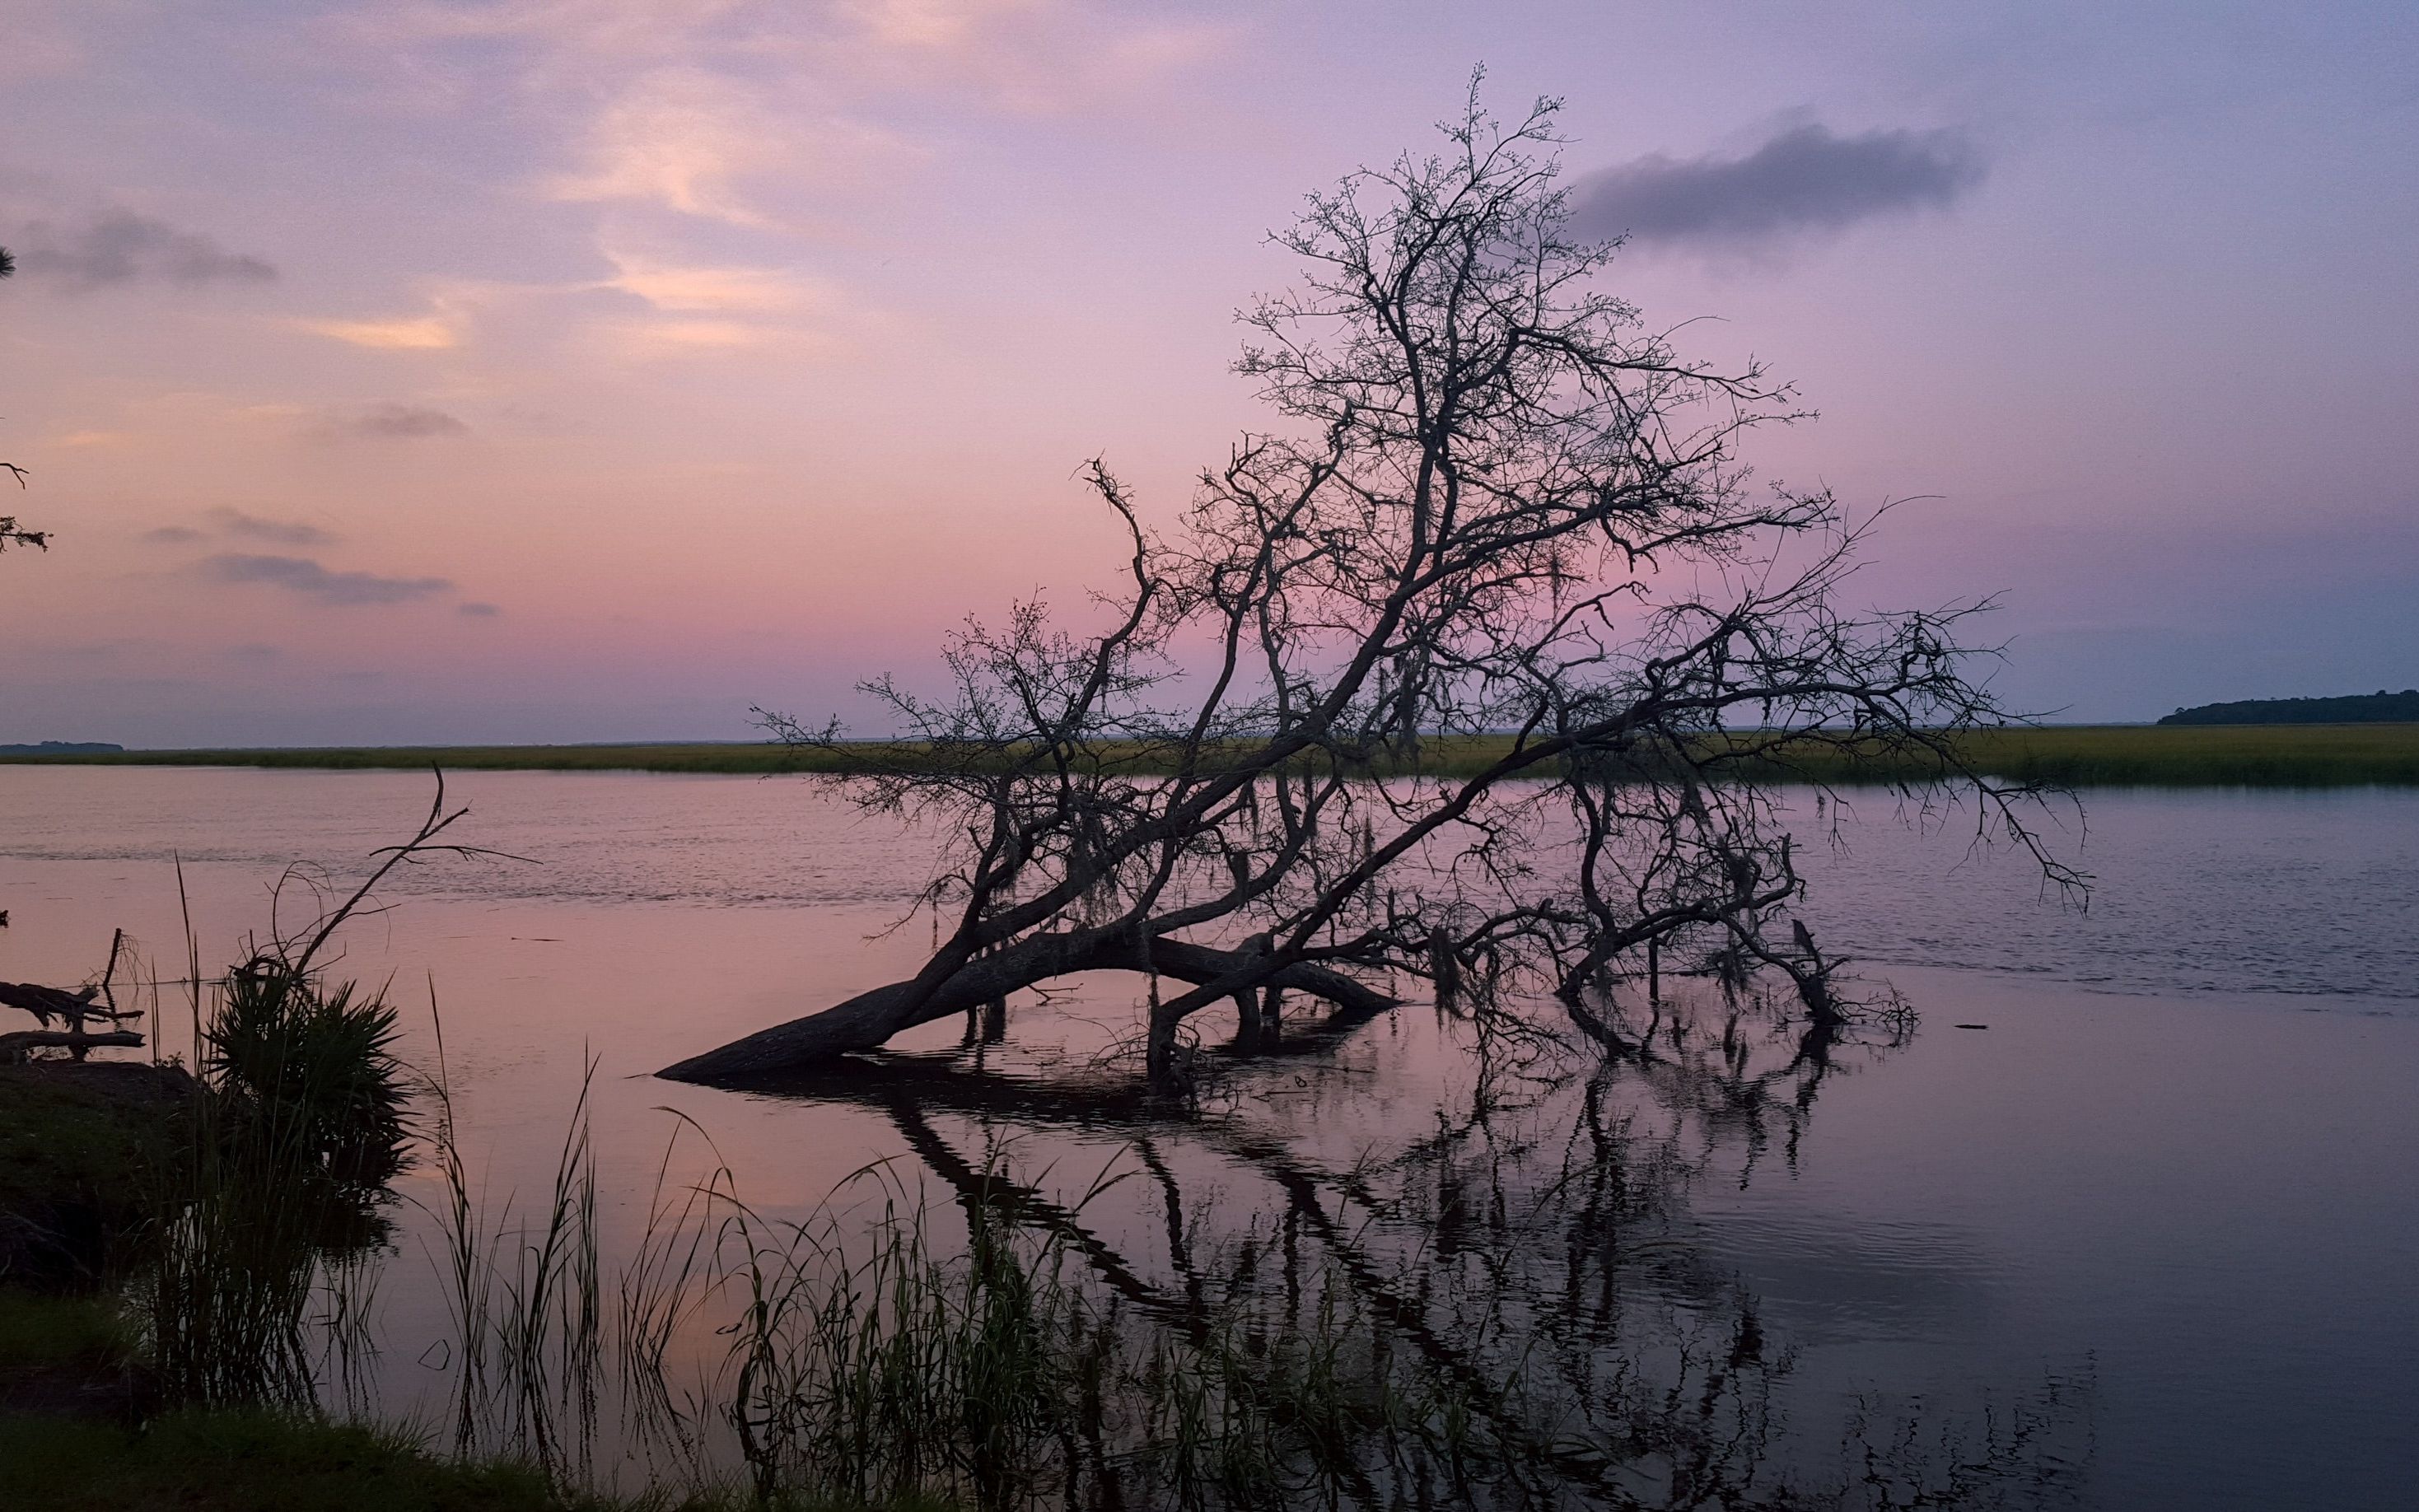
[{"left": 724, "top": 978, "right": 2092, "bottom": 1510}]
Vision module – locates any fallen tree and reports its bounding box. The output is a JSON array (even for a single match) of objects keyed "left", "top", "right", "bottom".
[
  {"left": 0, "top": 1029, "right": 144, "bottom": 1063},
  {"left": 1, "top": 931, "right": 144, "bottom": 1062},
  {"left": 661, "top": 88, "right": 2074, "bottom": 1090}
]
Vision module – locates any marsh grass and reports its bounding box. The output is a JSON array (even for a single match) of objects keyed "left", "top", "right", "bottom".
[
  {"left": 131, "top": 793, "right": 453, "bottom": 1412},
  {"left": 414, "top": 1099, "right": 1957, "bottom": 1511},
  {"left": 426, "top": 1034, "right": 605, "bottom": 1484},
  {"left": 424, "top": 1092, "right": 1538, "bottom": 1510},
  {"left": 7, "top": 721, "right": 2417, "bottom": 785},
  {"left": 388, "top": 973, "right": 2099, "bottom": 1510},
  {"left": 142, "top": 964, "right": 405, "bottom": 1409}
]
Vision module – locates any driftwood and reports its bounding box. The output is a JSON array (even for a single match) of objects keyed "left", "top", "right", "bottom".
[
  {"left": 0, "top": 980, "right": 108, "bottom": 1026},
  {"left": 0, "top": 931, "right": 146, "bottom": 1062},
  {"left": 0, "top": 1029, "right": 145, "bottom": 1063}
]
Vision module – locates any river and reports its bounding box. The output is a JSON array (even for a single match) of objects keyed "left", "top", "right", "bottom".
[{"left": 1, "top": 766, "right": 2412, "bottom": 1509}]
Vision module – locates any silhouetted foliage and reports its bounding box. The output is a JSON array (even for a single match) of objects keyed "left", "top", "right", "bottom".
[
  {"left": 2160, "top": 689, "right": 2419, "bottom": 725},
  {"left": 1, "top": 242, "right": 41, "bottom": 551},
  {"left": 204, "top": 968, "right": 409, "bottom": 1193}
]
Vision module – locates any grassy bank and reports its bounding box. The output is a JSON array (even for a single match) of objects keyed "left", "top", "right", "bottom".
[
  {"left": 0, "top": 1062, "right": 931, "bottom": 1512},
  {"left": 0, "top": 1410, "right": 594, "bottom": 1512},
  {"left": 0, "top": 1063, "right": 191, "bottom": 1289},
  {"left": 4, "top": 722, "right": 2417, "bottom": 786},
  {"left": 0, "top": 1403, "right": 945, "bottom": 1512}
]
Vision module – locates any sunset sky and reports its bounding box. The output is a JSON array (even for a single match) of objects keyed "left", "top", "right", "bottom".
[{"left": 2, "top": 1, "right": 2412, "bottom": 746}]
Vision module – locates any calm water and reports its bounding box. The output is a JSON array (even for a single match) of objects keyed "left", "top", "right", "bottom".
[{"left": 1, "top": 767, "right": 2414, "bottom": 1508}]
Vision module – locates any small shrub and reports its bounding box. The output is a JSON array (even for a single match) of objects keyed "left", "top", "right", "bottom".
[{"left": 205, "top": 964, "right": 409, "bottom": 1195}]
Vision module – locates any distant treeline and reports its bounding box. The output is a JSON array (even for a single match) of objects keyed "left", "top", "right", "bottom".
[
  {"left": 2158, "top": 690, "right": 2419, "bottom": 726},
  {"left": 0, "top": 740, "right": 122, "bottom": 755},
  {"left": 5, "top": 724, "right": 2418, "bottom": 786}
]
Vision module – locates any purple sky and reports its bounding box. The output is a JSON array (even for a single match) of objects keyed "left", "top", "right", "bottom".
[{"left": 2, "top": 1, "right": 2413, "bottom": 745}]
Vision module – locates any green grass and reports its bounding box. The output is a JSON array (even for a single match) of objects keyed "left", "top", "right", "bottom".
[
  {"left": 0, "top": 1286, "right": 141, "bottom": 1422},
  {"left": 0, "top": 1065, "right": 190, "bottom": 1287},
  {"left": 0, "top": 1411, "right": 641, "bottom": 1511},
  {"left": 0, "top": 1407, "right": 960, "bottom": 1511},
  {"left": 0, "top": 1287, "right": 130, "bottom": 1370},
  {"left": 5, "top": 723, "right": 2417, "bottom": 785},
  {"left": 1717, "top": 721, "right": 2419, "bottom": 787},
  {"left": 0, "top": 1066, "right": 182, "bottom": 1218}
]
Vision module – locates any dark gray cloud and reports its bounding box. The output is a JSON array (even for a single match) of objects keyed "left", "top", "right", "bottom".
[
  {"left": 142, "top": 525, "right": 207, "bottom": 545},
  {"left": 201, "top": 553, "right": 452, "bottom": 607},
  {"left": 323, "top": 404, "right": 470, "bottom": 441},
  {"left": 1570, "top": 124, "right": 1983, "bottom": 250},
  {"left": 210, "top": 507, "right": 336, "bottom": 546},
  {"left": 12, "top": 208, "right": 276, "bottom": 290},
  {"left": 455, "top": 601, "right": 502, "bottom": 618}
]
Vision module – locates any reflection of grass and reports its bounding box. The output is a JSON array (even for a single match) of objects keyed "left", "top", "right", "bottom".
[
  {"left": 0, "top": 1040, "right": 2087, "bottom": 1510},
  {"left": 7, "top": 722, "right": 2416, "bottom": 785}
]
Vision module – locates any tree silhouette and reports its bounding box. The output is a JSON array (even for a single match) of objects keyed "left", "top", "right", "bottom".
[
  {"left": 0, "top": 242, "right": 41, "bottom": 552},
  {"left": 663, "top": 89, "right": 2072, "bottom": 1090}
]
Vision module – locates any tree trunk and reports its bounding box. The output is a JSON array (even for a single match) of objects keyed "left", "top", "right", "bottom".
[
  {"left": 1231, "top": 989, "right": 1263, "bottom": 1051},
  {"left": 656, "top": 931, "right": 1394, "bottom": 1083},
  {"left": 1145, "top": 1002, "right": 1181, "bottom": 1090}
]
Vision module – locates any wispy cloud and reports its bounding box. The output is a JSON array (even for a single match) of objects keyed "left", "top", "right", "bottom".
[
  {"left": 1571, "top": 125, "right": 1985, "bottom": 250},
  {"left": 600, "top": 318, "right": 782, "bottom": 353},
  {"left": 829, "top": 0, "right": 1235, "bottom": 111},
  {"left": 366, "top": 0, "right": 1221, "bottom": 231},
  {"left": 320, "top": 404, "right": 470, "bottom": 441},
  {"left": 552, "top": 69, "right": 787, "bottom": 225},
  {"left": 297, "top": 312, "right": 463, "bottom": 350},
  {"left": 146, "top": 510, "right": 338, "bottom": 547},
  {"left": 601, "top": 252, "right": 833, "bottom": 315},
  {"left": 456, "top": 600, "right": 502, "bottom": 618},
  {"left": 200, "top": 554, "right": 454, "bottom": 607},
  {"left": 210, "top": 508, "right": 337, "bottom": 547},
  {"left": 9, "top": 208, "right": 276, "bottom": 290},
  {"left": 589, "top": 250, "right": 857, "bottom": 357},
  {"left": 547, "top": 68, "right": 917, "bottom": 226}
]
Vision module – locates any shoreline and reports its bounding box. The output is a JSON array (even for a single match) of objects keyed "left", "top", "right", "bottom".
[{"left": 2, "top": 722, "right": 2416, "bottom": 786}]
